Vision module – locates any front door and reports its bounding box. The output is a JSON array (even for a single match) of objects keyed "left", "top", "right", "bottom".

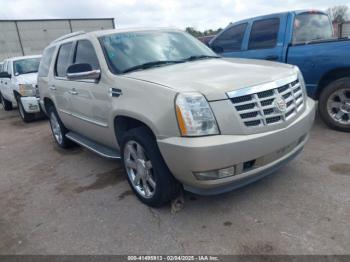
[{"left": 68, "top": 39, "right": 111, "bottom": 146}]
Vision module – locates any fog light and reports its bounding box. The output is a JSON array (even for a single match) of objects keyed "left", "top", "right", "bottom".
[{"left": 194, "top": 166, "right": 235, "bottom": 181}]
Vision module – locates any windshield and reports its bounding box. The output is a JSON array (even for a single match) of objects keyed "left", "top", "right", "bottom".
[
  {"left": 13, "top": 58, "right": 41, "bottom": 76},
  {"left": 99, "top": 30, "right": 218, "bottom": 73},
  {"left": 293, "top": 13, "right": 333, "bottom": 44}
]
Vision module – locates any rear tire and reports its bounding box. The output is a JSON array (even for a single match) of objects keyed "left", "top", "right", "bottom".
[
  {"left": 17, "top": 97, "right": 35, "bottom": 123},
  {"left": 0, "top": 93, "right": 13, "bottom": 111},
  {"left": 47, "top": 105, "right": 75, "bottom": 148},
  {"left": 121, "top": 126, "right": 181, "bottom": 207},
  {"left": 319, "top": 77, "right": 350, "bottom": 132}
]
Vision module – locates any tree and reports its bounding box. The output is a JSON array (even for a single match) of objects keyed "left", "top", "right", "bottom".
[
  {"left": 327, "top": 5, "right": 349, "bottom": 23},
  {"left": 185, "top": 27, "right": 222, "bottom": 38}
]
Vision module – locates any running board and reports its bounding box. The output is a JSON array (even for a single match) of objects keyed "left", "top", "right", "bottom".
[{"left": 66, "top": 132, "right": 121, "bottom": 159}]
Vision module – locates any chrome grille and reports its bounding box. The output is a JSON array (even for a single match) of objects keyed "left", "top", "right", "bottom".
[{"left": 228, "top": 77, "right": 304, "bottom": 127}]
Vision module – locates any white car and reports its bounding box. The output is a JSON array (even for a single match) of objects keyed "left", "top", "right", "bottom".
[{"left": 0, "top": 55, "right": 42, "bottom": 122}]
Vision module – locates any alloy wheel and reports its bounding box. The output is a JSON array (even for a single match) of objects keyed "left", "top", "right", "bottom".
[
  {"left": 50, "top": 112, "right": 63, "bottom": 144},
  {"left": 124, "top": 140, "right": 156, "bottom": 199},
  {"left": 327, "top": 88, "right": 350, "bottom": 125}
]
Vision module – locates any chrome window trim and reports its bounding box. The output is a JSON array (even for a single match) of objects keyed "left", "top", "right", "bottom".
[{"left": 226, "top": 74, "right": 298, "bottom": 98}]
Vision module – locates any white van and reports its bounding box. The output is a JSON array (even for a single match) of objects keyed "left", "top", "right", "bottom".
[{"left": 0, "top": 55, "right": 42, "bottom": 122}]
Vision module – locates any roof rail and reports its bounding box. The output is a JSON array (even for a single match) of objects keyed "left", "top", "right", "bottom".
[{"left": 51, "top": 31, "right": 86, "bottom": 44}]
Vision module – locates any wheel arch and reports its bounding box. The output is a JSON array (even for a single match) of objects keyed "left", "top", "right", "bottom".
[
  {"left": 316, "top": 68, "right": 350, "bottom": 99},
  {"left": 114, "top": 114, "right": 157, "bottom": 147}
]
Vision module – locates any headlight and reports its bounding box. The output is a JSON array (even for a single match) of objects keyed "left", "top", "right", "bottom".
[
  {"left": 19, "top": 84, "right": 35, "bottom": 97},
  {"left": 175, "top": 92, "right": 219, "bottom": 136}
]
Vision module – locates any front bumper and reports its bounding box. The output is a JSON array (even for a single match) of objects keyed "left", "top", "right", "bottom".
[
  {"left": 20, "top": 97, "right": 41, "bottom": 113},
  {"left": 157, "top": 98, "right": 315, "bottom": 195}
]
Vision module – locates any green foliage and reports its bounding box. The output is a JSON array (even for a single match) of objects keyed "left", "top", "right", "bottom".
[{"left": 185, "top": 27, "right": 222, "bottom": 37}]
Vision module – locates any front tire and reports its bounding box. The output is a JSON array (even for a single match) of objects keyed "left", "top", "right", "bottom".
[
  {"left": 17, "top": 97, "right": 35, "bottom": 123},
  {"left": 48, "top": 106, "right": 74, "bottom": 148},
  {"left": 0, "top": 93, "right": 13, "bottom": 111},
  {"left": 319, "top": 78, "right": 350, "bottom": 132},
  {"left": 121, "top": 127, "right": 180, "bottom": 207}
]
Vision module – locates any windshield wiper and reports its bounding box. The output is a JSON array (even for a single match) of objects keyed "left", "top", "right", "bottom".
[
  {"left": 122, "top": 60, "right": 184, "bottom": 73},
  {"left": 182, "top": 55, "right": 221, "bottom": 62}
]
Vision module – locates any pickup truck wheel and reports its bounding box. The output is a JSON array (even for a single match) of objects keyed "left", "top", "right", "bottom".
[
  {"left": 121, "top": 127, "right": 180, "bottom": 207},
  {"left": 0, "top": 93, "right": 13, "bottom": 111},
  {"left": 17, "top": 97, "right": 35, "bottom": 123},
  {"left": 48, "top": 106, "right": 74, "bottom": 148},
  {"left": 319, "top": 78, "right": 350, "bottom": 132}
]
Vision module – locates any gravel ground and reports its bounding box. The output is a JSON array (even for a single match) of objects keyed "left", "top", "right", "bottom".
[{"left": 0, "top": 107, "right": 349, "bottom": 255}]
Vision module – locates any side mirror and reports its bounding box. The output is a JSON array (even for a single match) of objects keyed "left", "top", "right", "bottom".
[
  {"left": 66, "top": 63, "right": 100, "bottom": 81},
  {"left": 211, "top": 46, "right": 224, "bottom": 54},
  {"left": 0, "top": 72, "right": 11, "bottom": 78}
]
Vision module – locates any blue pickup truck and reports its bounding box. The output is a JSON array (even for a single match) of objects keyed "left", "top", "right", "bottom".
[{"left": 209, "top": 10, "right": 350, "bottom": 132}]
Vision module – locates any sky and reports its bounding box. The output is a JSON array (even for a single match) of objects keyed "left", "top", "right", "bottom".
[{"left": 0, "top": 0, "right": 349, "bottom": 31}]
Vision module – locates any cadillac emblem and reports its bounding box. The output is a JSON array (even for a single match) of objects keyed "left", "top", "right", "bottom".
[{"left": 274, "top": 96, "right": 287, "bottom": 113}]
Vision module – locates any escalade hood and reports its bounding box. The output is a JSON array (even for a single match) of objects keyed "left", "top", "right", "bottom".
[{"left": 125, "top": 58, "right": 296, "bottom": 101}]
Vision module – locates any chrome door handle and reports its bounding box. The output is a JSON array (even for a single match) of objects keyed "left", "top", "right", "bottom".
[
  {"left": 109, "top": 88, "right": 122, "bottom": 97},
  {"left": 69, "top": 89, "right": 78, "bottom": 95}
]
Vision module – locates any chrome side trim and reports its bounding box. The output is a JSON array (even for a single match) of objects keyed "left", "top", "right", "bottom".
[
  {"left": 226, "top": 74, "right": 298, "bottom": 98},
  {"left": 71, "top": 113, "right": 108, "bottom": 128},
  {"left": 58, "top": 109, "right": 108, "bottom": 128}
]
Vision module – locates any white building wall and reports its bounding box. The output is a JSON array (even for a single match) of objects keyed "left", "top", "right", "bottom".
[{"left": 0, "top": 19, "right": 114, "bottom": 61}]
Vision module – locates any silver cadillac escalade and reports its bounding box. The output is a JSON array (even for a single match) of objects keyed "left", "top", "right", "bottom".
[{"left": 38, "top": 28, "right": 315, "bottom": 207}]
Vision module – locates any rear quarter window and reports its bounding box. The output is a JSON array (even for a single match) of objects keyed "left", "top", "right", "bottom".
[
  {"left": 39, "top": 47, "right": 56, "bottom": 77},
  {"left": 248, "top": 18, "right": 280, "bottom": 50}
]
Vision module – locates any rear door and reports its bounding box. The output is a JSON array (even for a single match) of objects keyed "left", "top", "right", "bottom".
[
  {"left": 51, "top": 41, "right": 76, "bottom": 127},
  {"left": 242, "top": 16, "right": 285, "bottom": 62}
]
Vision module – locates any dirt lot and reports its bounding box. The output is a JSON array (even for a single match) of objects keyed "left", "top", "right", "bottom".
[{"left": 0, "top": 107, "right": 349, "bottom": 255}]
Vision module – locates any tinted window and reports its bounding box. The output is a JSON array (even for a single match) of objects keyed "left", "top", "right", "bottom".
[
  {"left": 74, "top": 40, "right": 100, "bottom": 70},
  {"left": 211, "top": 24, "right": 247, "bottom": 52},
  {"left": 249, "top": 18, "right": 280, "bottom": 50},
  {"left": 293, "top": 13, "right": 333, "bottom": 44},
  {"left": 55, "top": 42, "right": 73, "bottom": 77},
  {"left": 39, "top": 47, "right": 56, "bottom": 77}
]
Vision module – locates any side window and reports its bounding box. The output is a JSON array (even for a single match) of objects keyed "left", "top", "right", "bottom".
[
  {"left": 39, "top": 47, "right": 56, "bottom": 77},
  {"left": 55, "top": 42, "right": 73, "bottom": 77},
  {"left": 211, "top": 23, "right": 247, "bottom": 52},
  {"left": 248, "top": 18, "right": 280, "bottom": 50},
  {"left": 74, "top": 40, "right": 100, "bottom": 70}
]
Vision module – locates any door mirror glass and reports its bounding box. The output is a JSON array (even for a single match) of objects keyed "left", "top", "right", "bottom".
[
  {"left": 66, "top": 63, "right": 100, "bottom": 81},
  {"left": 0, "top": 71, "right": 11, "bottom": 78}
]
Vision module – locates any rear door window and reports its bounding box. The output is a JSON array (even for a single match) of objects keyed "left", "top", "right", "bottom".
[
  {"left": 55, "top": 42, "right": 74, "bottom": 77},
  {"left": 39, "top": 47, "right": 56, "bottom": 77},
  {"left": 74, "top": 40, "right": 100, "bottom": 70},
  {"left": 248, "top": 18, "right": 280, "bottom": 50},
  {"left": 211, "top": 23, "right": 247, "bottom": 52}
]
